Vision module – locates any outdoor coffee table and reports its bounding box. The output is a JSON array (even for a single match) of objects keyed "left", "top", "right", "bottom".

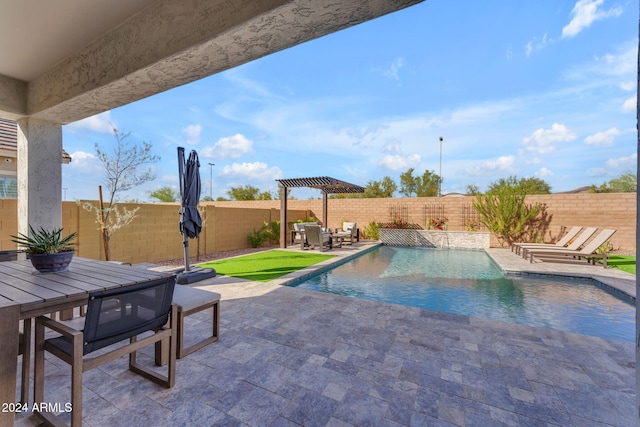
[{"left": 331, "top": 231, "right": 351, "bottom": 248}]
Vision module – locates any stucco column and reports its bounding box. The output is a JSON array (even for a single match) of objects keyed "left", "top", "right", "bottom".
[{"left": 16, "top": 118, "right": 63, "bottom": 235}]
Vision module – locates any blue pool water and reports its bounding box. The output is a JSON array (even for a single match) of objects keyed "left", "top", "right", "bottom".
[{"left": 289, "top": 246, "right": 635, "bottom": 342}]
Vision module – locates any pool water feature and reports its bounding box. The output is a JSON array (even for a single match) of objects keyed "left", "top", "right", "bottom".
[{"left": 288, "top": 246, "right": 635, "bottom": 342}]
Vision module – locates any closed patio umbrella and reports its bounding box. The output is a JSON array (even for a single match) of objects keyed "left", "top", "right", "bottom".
[
  {"left": 179, "top": 147, "right": 202, "bottom": 240},
  {"left": 177, "top": 147, "right": 215, "bottom": 284}
]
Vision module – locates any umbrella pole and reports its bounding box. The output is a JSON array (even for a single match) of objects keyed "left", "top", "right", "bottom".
[{"left": 178, "top": 147, "right": 190, "bottom": 272}]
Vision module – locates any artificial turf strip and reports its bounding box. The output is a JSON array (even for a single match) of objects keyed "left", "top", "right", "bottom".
[
  {"left": 197, "top": 250, "right": 335, "bottom": 282},
  {"left": 601, "top": 255, "right": 636, "bottom": 275}
]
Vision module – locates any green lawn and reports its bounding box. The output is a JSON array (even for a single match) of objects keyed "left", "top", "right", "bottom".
[
  {"left": 197, "top": 250, "right": 334, "bottom": 282},
  {"left": 601, "top": 255, "right": 636, "bottom": 274}
]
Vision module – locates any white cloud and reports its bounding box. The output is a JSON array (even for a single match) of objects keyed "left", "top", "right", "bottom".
[
  {"left": 201, "top": 134, "right": 253, "bottom": 160},
  {"left": 384, "top": 57, "right": 404, "bottom": 81},
  {"left": 621, "top": 95, "right": 636, "bottom": 113},
  {"left": 505, "top": 48, "right": 513, "bottom": 61},
  {"left": 465, "top": 155, "right": 515, "bottom": 176},
  {"left": 604, "top": 152, "right": 637, "bottom": 169},
  {"left": 562, "top": 0, "right": 623, "bottom": 39},
  {"left": 381, "top": 143, "right": 402, "bottom": 155},
  {"left": 160, "top": 174, "right": 178, "bottom": 184},
  {"left": 377, "top": 154, "right": 421, "bottom": 170},
  {"left": 182, "top": 124, "right": 201, "bottom": 145},
  {"left": 526, "top": 157, "right": 542, "bottom": 165},
  {"left": 68, "top": 151, "right": 98, "bottom": 171},
  {"left": 220, "top": 162, "right": 282, "bottom": 181},
  {"left": 522, "top": 123, "right": 576, "bottom": 154},
  {"left": 535, "top": 167, "right": 554, "bottom": 177},
  {"left": 620, "top": 81, "right": 636, "bottom": 91},
  {"left": 596, "top": 48, "right": 637, "bottom": 76},
  {"left": 525, "top": 33, "right": 553, "bottom": 57},
  {"left": 66, "top": 112, "right": 114, "bottom": 133},
  {"left": 584, "top": 127, "right": 621, "bottom": 146},
  {"left": 586, "top": 167, "right": 608, "bottom": 177}
]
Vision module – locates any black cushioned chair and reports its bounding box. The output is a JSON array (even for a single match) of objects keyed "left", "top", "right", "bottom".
[{"left": 34, "top": 276, "right": 177, "bottom": 426}]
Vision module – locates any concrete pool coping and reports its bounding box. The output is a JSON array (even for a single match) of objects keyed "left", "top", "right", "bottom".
[{"left": 19, "top": 242, "right": 635, "bottom": 426}]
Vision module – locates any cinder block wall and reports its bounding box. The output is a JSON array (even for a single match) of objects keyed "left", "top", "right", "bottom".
[
  {"left": 0, "top": 193, "right": 635, "bottom": 262},
  {"left": 216, "top": 193, "right": 637, "bottom": 251}
]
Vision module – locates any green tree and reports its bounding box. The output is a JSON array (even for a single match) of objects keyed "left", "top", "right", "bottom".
[
  {"left": 465, "top": 184, "right": 481, "bottom": 196},
  {"left": 399, "top": 168, "right": 418, "bottom": 197},
  {"left": 227, "top": 185, "right": 274, "bottom": 200},
  {"left": 415, "top": 170, "right": 441, "bottom": 197},
  {"left": 364, "top": 176, "right": 397, "bottom": 198},
  {"left": 258, "top": 191, "right": 274, "bottom": 200},
  {"left": 149, "top": 186, "right": 178, "bottom": 202},
  {"left": 400, "top": 168, "right": 441, "bottom": 197},
  {"left": 487, "top": 176, "right": 551, "bottom": 195},
  {"left": 590, "top": 171, "right": 637, "bottom": 193}
]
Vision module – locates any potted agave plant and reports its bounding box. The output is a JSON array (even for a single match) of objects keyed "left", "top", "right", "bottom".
[{"left": 11, "top": 226, "right": 77, "bottom": 272}]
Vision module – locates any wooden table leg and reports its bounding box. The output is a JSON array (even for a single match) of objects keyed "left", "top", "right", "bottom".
[{"left": 0, "top": 304, "right": 20, "bottom": 426}]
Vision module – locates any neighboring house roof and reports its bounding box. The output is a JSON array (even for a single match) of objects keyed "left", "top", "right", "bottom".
[
  {"left": 0, "top": 117, "right": 71, "bottom": 163},
  {"left": 555, "top": 186, "right": 591, "bottom": 194}
]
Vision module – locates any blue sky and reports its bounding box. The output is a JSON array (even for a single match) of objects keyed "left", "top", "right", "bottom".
[{"left": 62, "top": 0, "right": 638, "bottom": 201}]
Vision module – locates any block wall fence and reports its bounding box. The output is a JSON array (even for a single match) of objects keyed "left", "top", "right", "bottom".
[{"left": 0, "top": 193, "right": 635, "bottom": 264}]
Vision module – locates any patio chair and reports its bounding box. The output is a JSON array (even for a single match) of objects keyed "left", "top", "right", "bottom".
[
  {"left": 33, "top": 276, "right": 177, "bottom": 427},
  {"left": 511, "top": 226, "right": 582, "bottom": 254},
  {"left": 292, "top": 222, "right": 317, "bottom": 245},
  {"left": 527, "top": 229, "right": 617, "bottom": 268},
  {"left": 519, "top": 227, "right": 597, "bottom": 259},
  {"left": 303, "top": 224, "right": 331, "bottom": 251},
  {"left": 334, "top": 222, "right": 358, "bottom": 245}
]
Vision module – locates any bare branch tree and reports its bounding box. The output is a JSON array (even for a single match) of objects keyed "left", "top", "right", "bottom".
[{"left": 78, "top": 127, "right": 160, "bottom": 260}]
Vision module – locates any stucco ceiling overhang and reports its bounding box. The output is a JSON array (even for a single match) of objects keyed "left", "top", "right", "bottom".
[{"left": 0, "top": 0, "right": 424, "bottom": 124}]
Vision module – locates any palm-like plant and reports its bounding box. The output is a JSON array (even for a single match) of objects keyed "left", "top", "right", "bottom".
[{"left": 11, "top": 226, "right": 77, "bottom": 255}]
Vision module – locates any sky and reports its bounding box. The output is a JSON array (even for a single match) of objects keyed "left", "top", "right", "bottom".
[{"left": 62, "top": 0, "right": 639, "bottom": 202}]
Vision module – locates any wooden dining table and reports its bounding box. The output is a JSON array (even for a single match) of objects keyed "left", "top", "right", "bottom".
[{"left": 0, "top": 256, "right": 176, "bottom": 425}]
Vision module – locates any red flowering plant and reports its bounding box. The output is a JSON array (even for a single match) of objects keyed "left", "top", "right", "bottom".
[{"left": 428, "top": 217, "right": 448, "bottom": 230}]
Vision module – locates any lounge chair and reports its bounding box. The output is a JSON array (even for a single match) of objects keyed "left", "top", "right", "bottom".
[
  {"left": 519, "top": 227, "right": 597, "bottom": 259},
  {"left": 303, "top": 224, "right": 331, "bottom": 251},
  {"left": 511, "top": 226, "right": 582, "bottom": 254},
  {"left": 527, "top": 229, "right": 617, "bottom": 268}
]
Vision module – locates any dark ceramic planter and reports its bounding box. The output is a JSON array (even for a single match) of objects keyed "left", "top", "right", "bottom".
[{"left": 29, "top": 250, "right": 75, "bottom": 272}]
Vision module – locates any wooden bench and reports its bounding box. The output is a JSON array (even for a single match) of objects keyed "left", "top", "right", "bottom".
[{"left": 172, "top": 285, "right": 220, "bottom": 358}]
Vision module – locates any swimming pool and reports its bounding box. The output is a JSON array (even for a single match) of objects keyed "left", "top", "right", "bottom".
[{"left": 288, "top": 246, "right": 635, "bottom": 342}]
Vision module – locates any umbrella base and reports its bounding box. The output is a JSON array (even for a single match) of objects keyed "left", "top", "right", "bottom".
[{"left": 176, "top": 267, "right": 217, "bottom": 284}]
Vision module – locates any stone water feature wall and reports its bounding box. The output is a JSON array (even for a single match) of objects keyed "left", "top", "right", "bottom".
[{"left": 379, "top": 229, "right": 490, "bottom": 249}]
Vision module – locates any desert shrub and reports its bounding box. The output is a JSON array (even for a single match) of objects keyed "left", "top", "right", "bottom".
[
  {"left": 363, "top": 221, "right": 382, "bottom": 240},
  {"left": 473, "top": 186, "right": 544, "bottom": 247}
]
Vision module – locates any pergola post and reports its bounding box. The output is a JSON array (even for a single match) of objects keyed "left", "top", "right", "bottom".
[
  {"left": 279, "top": 184, "right": 287, "bottom": 248},
  {"left": 322, "top": 191, "right": 328, "bottom": 228}
]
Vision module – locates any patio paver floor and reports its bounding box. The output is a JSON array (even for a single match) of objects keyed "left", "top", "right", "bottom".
[{"left": 16, "top": 243, "right": 635, "bottom": 426}]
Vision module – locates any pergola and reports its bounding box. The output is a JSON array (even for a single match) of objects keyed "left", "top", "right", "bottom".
[{"left": 277, "top": 176, "right": 364, "bottom": 248}]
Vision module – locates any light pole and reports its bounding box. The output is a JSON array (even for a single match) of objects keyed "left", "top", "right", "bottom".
[
  {"left": 438, "top": 136, "right": 443, "bottom": 197},
  {"left": 208, "top": 163, "right": 215, "bottom": 200},
  {"left": 62, "top": 188, "right": 68, "bottom": 201}
]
